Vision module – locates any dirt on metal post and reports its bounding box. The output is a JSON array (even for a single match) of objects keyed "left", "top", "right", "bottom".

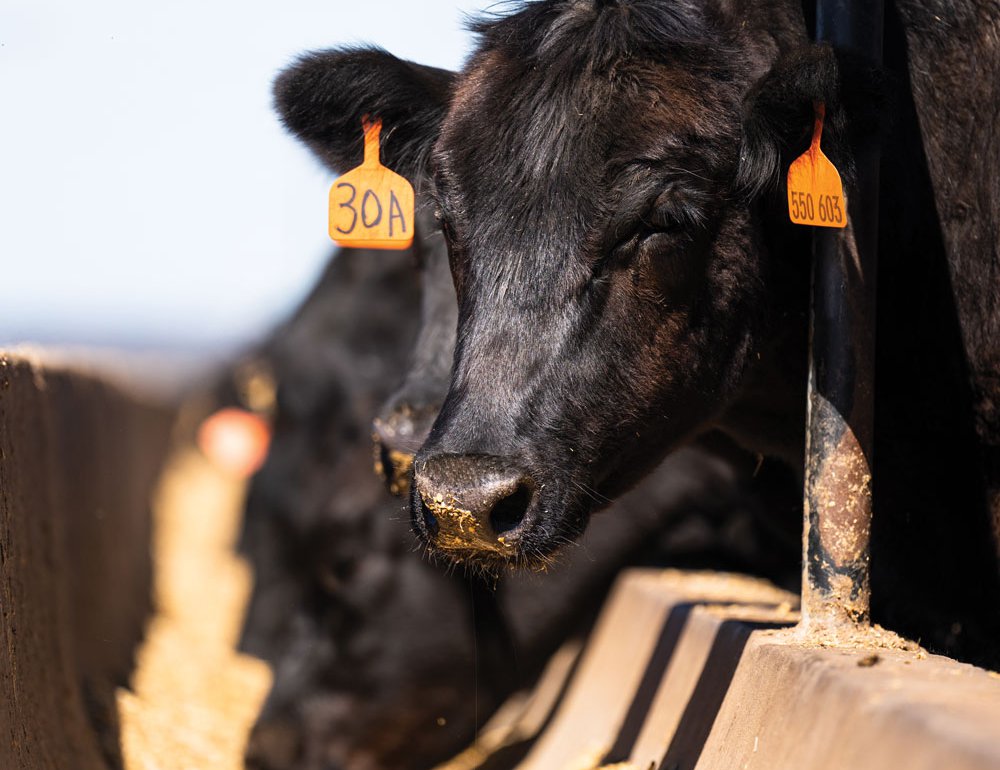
[{"left": 801, "top": 0, "right": 884, "bottom": 634}]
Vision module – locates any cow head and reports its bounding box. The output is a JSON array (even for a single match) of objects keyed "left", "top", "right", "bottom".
[
  {"left": 372, "top": 207, "right": 456, "bottom": 497},
  {"left": 276, "top": 0, "right": 876, "bottom": 569},
  {"left": 272, "top": 54, "right": 458, "bottom": 498}
]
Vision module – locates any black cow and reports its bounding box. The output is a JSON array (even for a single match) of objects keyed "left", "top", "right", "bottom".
[
  {"left": 371, "top": 208, "right": 456, "bottom": 496},
  {"left": 230, "top": 247, "right": 489, "bottom": 770},
  {"left": 275, "top": 0, "right": 1000, "bottom": 665}
]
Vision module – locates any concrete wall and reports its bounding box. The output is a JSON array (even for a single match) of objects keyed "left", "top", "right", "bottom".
[{"left": 0, "top": 352, "right": 173, "bottom": 770}]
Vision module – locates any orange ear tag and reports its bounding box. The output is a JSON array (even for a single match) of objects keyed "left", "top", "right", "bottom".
[
  {"left": 787, "top": 103, "right": 847, "bottom": 228},
  {"left": 329, "top": 117, "right": 415, "bottom": 249}
]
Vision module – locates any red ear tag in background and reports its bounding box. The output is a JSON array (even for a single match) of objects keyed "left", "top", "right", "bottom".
[
  {"left": 329, "top": 118, "right": 415, "bottom": 249},
  {"left": 197, "top": 408, "right": 271, "bottom": 478},
  {"left": 787, "top": 103, "right": 847, "bottom": 228}
]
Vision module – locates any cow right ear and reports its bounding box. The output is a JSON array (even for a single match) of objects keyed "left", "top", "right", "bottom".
[
  {"left": 736, "top": 43, "right": 888, "bottom": 200},
  {"left": 274, "top": 47, "right": 454, "bottom": 181}
]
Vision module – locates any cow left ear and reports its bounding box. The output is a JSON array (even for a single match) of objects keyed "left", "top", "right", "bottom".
[
  {"left": 735, "top": 43, "right": 888, "bottom": 200},
  {"left": 274, "top": 46, "right": 455, "bottom": 182}
]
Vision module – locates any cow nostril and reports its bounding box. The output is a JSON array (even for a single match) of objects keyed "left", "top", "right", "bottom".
[
  {"left": 419, "top": 495, "right": 440, "bottom": 537},
  {"left": 374, "top": 435, "right": 414, "bottom": 496},
  {"left": 489, "top": 484, "right": 532, "bottom": 536}
]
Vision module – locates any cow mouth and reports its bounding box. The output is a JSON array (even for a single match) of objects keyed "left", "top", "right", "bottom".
[{"left": 417, "top": 540, "right": 561, "bottom": 574}]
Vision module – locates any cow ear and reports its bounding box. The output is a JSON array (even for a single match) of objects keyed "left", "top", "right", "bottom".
[
  {"left": 736, "top": 43, "right": 888, "bottom": 199},
  {"left": 274, "top": 47, "right": 454, "bottom": 180}
]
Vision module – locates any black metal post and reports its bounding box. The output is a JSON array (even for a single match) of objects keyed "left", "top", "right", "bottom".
[{"left": 801, "top": 0, "right": 883, "bottom": 633}]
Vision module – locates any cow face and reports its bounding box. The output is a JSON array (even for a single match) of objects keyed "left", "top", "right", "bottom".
[
  {"left": 372, "top": 207, "right": 456, "bottom": 497},
  {"left": 276, "top": 1, "right": 864, "bottom": 568}
]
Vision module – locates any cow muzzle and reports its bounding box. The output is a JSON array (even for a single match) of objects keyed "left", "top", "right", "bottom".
[
  {"left": 412, "top": 454, "right": 535, "bottom": 557},
  {"left": 372, "top": 404, "right": 435, "bottom": 496}
]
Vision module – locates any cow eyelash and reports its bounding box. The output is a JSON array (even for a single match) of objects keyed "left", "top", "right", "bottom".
[
  {"left": 590, "top": 206, "right": 689, "bottom": 279},
  {"left": 616, "top": 209, "right": 684, "bottom": 249},
  {"left": 637, "top": 211, "right": 684, "bottom": 238}
]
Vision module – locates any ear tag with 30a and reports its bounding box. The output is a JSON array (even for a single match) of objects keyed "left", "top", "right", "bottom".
[
  {"left": 329, "top": 118, "right": 415, "bottom": 249},
  {"left": 787, "top": 103, "right": 847, "bottom": 228}
]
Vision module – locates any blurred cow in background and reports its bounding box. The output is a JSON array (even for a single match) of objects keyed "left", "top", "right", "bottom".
[{"left": 208, "top": 235, "right": 797, "bottom": 769}]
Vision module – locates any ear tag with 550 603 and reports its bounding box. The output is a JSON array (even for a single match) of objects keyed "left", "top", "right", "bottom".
[
  {"left": 787, "top": 103, "right": 847, "bottom": 228},
  {"left": 329, "top": 118, "right": 415, "bottom": 249}
]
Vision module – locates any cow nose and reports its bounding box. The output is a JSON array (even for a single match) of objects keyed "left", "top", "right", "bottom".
[{"left": 413, "top": 454, "right": 535, "bottom": 553}]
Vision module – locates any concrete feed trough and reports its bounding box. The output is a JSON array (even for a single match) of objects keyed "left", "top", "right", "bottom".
[{"left": 2, "top": 349, "right": 1000, "bottom": 770}]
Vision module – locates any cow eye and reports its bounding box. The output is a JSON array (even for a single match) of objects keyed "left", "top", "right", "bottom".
[
  {"left": 592, "top": 209, "right": 684, "bottom": 280},
  {"left": 618, "top": 210, "right": 683, "bottom": 252},
  {"left": 636, "top": 215, "right": 682, "bottom": 243},
  {"left": 318, "top": 558, "right": 356, "bottom": 595}
]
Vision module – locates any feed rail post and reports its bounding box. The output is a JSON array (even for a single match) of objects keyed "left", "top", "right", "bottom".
[{"left": 801, "top": 0, "right": 884, "bottom": 633}]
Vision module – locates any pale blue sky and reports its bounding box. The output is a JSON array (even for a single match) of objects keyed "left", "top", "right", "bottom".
[{"left": 0, "top": 0, "right": 487, "bottom": 350}]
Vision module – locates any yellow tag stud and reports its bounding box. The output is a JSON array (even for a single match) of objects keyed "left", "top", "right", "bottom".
[
  {"left": 787, "top": 103, "right": 847, "bottom": 229},
  {"left": 329, "top": 118, "right": 415, "bottom": 249}
]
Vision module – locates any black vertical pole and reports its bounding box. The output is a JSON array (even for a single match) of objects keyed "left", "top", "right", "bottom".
[{"left": 801, "top": 0, "right": 883, "bottom": 633}]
